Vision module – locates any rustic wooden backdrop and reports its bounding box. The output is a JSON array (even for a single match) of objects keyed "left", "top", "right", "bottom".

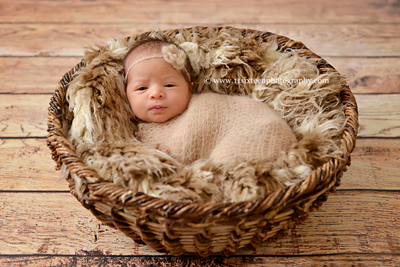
[{"left": 1, "top": 0, "right": 399, "bottom": 266}]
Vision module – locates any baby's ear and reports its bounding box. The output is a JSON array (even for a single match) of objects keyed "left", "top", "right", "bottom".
[{"left": 189, "top": 82, "right": 194, "bottom": 93}]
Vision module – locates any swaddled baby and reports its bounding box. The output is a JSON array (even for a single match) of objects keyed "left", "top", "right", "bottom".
[{"left": 124, "top": 37, "right": 297, "bottom": 166}]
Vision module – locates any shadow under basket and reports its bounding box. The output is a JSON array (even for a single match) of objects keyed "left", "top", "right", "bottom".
[{"left": 47, "top": 26, "right": 359, "bottom": 257}]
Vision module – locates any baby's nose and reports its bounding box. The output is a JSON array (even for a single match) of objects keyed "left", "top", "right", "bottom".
[{"left": 150, "top": 87, "right": 165, "bottom": 99}]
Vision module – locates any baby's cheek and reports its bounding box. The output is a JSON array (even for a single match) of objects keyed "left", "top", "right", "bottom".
[
  {"left": 181, "top": 92, "right": 192, "bottom": 112},
  {"left": 126, "top": 94, "right": 135, "bottom": 110},
  {"left": 126, "top": 94, "right": 142, "bottom": 118},
  {"left": 178, "top": 99, "right": 190, "bottom": 114}
]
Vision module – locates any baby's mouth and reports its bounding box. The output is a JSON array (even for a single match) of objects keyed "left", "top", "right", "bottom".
[{"left": 150, "top": 105, "right": 166, "bottom": 112}]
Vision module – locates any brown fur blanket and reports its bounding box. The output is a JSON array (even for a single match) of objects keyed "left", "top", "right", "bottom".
[{"left": 63, "top": 27, "right": 346, "bottom": 203}]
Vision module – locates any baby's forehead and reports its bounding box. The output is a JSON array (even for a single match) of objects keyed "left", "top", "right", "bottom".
[{"left": 125, "top": 43, "right": 164, "bottom": 67}]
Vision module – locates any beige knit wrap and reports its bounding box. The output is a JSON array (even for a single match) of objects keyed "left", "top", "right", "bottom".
[{"left": 138, "top": 92, "right": 297, "bottom": 166}]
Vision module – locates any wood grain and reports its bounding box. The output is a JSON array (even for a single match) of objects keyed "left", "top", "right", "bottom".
[
  {"left": 1, "top": 0, "right": 399, "bottom": 24},
  {"left": 0, "top": 95, "right": 49, "bottom": 137},
  {"left": 0, "top": 24, "right": 156, "bottom": 57},
  {"left": 0, "top": 57, "right": 81, "bottom": 94},
  {"left": 0, "top": 139, "right": 63, "bottom": 191},
  {"left": 1, "top": 24, "right": 399, "bottom": 57},
  {"left": 1, "top": 254, "right": 399, "bottom": 267},
  {"left": 356, "top": 94, "right": 400, "bottom": 138},
  {"left": 0, "top": 191, "right": 399, "bottom": 255},
  {"left": 327, "top": 57, "right": 400, "bottom": 94},
  {"left": 1, "top": 94, "right": 398, "bottom": 138},
  {"left": 343, "top": 139, "right": 400, "bottom": 190},
  {"left": 1, "top": 138, "right": 399, "bottom": 191},
  {"left": 1, "top": 56, "right": 400, "bottom": 94}
]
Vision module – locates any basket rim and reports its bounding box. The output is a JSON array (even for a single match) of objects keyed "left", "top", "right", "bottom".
[{"left": 47, "top": 26, "right": 359, "bottom": 221}]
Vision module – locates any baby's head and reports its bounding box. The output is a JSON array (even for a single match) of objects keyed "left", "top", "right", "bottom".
[{"left": 124, "top": 36, "right": 193, "bottom": 123}]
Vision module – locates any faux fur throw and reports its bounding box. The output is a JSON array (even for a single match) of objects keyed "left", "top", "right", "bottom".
[
  {"left": 138, "top": 92, "right": 297, "bottom": 166},
  {"left": 64, "top": 27, "right": 347, "bottom": 203}
]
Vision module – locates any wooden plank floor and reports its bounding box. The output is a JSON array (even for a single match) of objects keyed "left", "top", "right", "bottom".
[{"left": 1, "top": 0, "right": 399, "bottom": 266}]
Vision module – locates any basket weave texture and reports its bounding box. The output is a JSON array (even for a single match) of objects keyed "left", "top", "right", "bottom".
[{"left": 47, "top": 26, "right": 359, "bottom": 257}]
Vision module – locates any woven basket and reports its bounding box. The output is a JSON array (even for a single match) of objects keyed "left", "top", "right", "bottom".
[{"left": 47, "top": 26, "right": 358, "bottom": 257}]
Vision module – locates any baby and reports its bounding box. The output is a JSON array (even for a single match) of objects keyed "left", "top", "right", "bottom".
[
  {"left": 124, "top": 37, "right": 194, "bottom": 124},
  {"left": 124, "top": 37, "right": 297, "bottom": 166}
]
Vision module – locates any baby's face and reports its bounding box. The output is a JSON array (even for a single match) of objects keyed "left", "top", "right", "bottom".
[{"left": 125, "top": 50, "right": 191, "bottom": 123}]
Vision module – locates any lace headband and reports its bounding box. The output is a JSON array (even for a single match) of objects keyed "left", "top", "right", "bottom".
[{"left": 124, "top": 44, "right": 190, "bottom": 82}]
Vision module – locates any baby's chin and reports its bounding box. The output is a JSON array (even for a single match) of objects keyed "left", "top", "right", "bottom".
[
  {"left": 142, "top": 110, "right": 187, "bottom": 123},
  {"left": 142, "top": 115, "right": 175, "bottom": 123}
]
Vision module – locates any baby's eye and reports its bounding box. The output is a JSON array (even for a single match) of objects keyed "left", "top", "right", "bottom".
[
  {"left": 165, "top": 84, "right": 174, "bottom": 88},
  {"left": 137, "top": 87, "right": 147, "bottom": 91}
]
